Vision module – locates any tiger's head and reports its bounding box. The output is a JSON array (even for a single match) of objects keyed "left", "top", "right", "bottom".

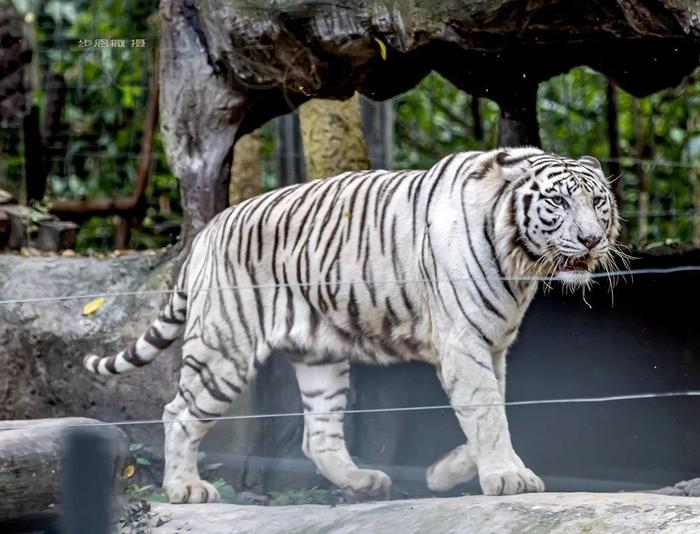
[{"left": 511, "top": 153, "right": 622, "bottom": 287}]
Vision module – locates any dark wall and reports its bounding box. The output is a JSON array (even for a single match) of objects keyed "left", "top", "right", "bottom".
[{"left": 211, "top": 249, "right": 700, "bottom": 496}]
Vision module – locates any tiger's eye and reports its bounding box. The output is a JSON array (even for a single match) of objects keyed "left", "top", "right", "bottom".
[{"left": 550, "top": 195, "right": 566, "bottom": 207}]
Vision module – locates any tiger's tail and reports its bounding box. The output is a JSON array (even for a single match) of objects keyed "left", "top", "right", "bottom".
[{"left": 83, "top": 282, "right": 188, "bottom": 376}]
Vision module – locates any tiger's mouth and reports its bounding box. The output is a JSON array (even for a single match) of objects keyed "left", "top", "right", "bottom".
[
  {"left": 558, "top": 255, "right": 592, "bottom": 273},
  {"left": 555, "top": 254, "right": 595, "bottom": 288},
  {"left": 555, "top": 254, "right": 595, "bottom": 286}
]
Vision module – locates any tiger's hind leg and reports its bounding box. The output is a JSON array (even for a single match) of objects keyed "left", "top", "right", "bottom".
[
  {"left": 162, "top": 338, "right": 250, "bottom": 504},
  {"left": 426, "top": 365, "right": 478, "bottom": 492},
  {"left": 292, "top": 358, "right": 391, "bottom": 500}
]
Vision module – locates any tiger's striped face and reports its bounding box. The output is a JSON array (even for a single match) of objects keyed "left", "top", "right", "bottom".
[{"left": 513, "top": 155, "right": 620, "bottom": 286}]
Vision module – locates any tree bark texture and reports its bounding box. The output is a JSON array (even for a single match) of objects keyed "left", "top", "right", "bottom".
[
  {"left": 298, "top": 93, "right": 371, "bottom": 181},
  {"left": 159, "top": 0, "right": 700, "bottom": 240}
]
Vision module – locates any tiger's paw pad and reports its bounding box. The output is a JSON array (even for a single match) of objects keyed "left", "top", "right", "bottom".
[
  {"left": 166, "top": 479, "right": 220, "bottom": 504},
  {"left": 342, "top": 469, "right": 392, "bottom": 500},
  {"left": 480, "top": 467, "right": 545, "bottom": 496}
]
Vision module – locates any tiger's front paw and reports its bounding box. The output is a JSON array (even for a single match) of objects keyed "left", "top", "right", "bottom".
[
  {"left": 479, "top": 466, "right": 545, "bottom": 496},
  {"left": 165, "top": 479, "right": 220, "bottom": 504}
]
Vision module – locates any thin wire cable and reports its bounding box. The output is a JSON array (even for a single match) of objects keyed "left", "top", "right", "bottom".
[
  {"left": 1, "top": 266, "right": 700, "bottom": 306},
  {"left": 3, "top": 390, "right": 699, "bottom": 432},
  {"left": 621, "top": 210, "right": 700, "bottom": 218},
  {"left": 598, "top": 157, "right": 700, "bottom": 169}
]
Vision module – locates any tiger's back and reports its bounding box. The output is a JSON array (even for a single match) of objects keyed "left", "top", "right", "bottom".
[{"left": 187, "top": 166, "right": 437, "bottom": 368}]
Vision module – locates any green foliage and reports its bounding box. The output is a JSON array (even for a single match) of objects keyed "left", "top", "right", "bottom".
[
  {"left": 538, "top": 67, "right": 608, "bottom": 156},
  {"left": 394, "top": 72, "right": 500, "bottom": 169},
  {"left": 124, "top": 443, "right": 236, "bottom": 503},
  {"left": 269, "top": 486, "right": 345, "bottom": 506},
  {"left": 5, "top": 0, "right": 180, "bottom": 251}
]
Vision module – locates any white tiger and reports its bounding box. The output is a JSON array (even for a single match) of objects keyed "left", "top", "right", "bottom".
[{"left": 84, "top": 147, "right": 620, "bottom": 503}]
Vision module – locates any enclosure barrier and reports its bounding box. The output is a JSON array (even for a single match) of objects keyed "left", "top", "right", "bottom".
[{"left": 1, "top": 265, "right": 700, "bottom": 530}]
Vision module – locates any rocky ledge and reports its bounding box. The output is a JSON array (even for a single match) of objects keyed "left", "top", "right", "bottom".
[{"left": 128, "top": 492, "right": 700, "bottom": 534}]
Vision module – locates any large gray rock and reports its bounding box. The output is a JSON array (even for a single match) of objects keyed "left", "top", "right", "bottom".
[
  {"left": 0, "top": 252, "right": 181, "bottom": 454},
  {"left": 138, "top": 493, "right": 700, "bottom": 533},
  {"left": 650, "top": 478, "right": 700, "bottom": 497}
]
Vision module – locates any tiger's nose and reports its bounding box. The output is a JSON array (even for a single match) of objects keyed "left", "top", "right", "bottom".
[{"left": 578, "top": 234, "right": 602, "bottom": 249}]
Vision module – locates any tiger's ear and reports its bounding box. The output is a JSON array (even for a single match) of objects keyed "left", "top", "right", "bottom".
[
  {"left": 578, "top": 156, "right": 602, "bottom": 171},
  {"left": 495, "top": 148, "right": 541, "bottom": 181}
]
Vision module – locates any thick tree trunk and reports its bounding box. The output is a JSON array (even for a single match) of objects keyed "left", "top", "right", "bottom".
[
  {"left": 159, "top": 0, "right": 245, "bottom": 244},
  {"left": 298, "top": 93, "right": 370, "bottom": 180},
  {"left": 229, "top": 131, "right": 262, "bottom": 206}
]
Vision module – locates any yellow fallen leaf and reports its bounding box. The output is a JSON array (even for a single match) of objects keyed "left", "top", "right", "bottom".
[
  {"left": 374, "top": 37, "right": 387, "bottom": 60},
  {"left": 124, "top": 464, "right": 135, "bottom": 478},
  {"left": 82, "top": 297, "right": 105, "bottom": 316}
]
